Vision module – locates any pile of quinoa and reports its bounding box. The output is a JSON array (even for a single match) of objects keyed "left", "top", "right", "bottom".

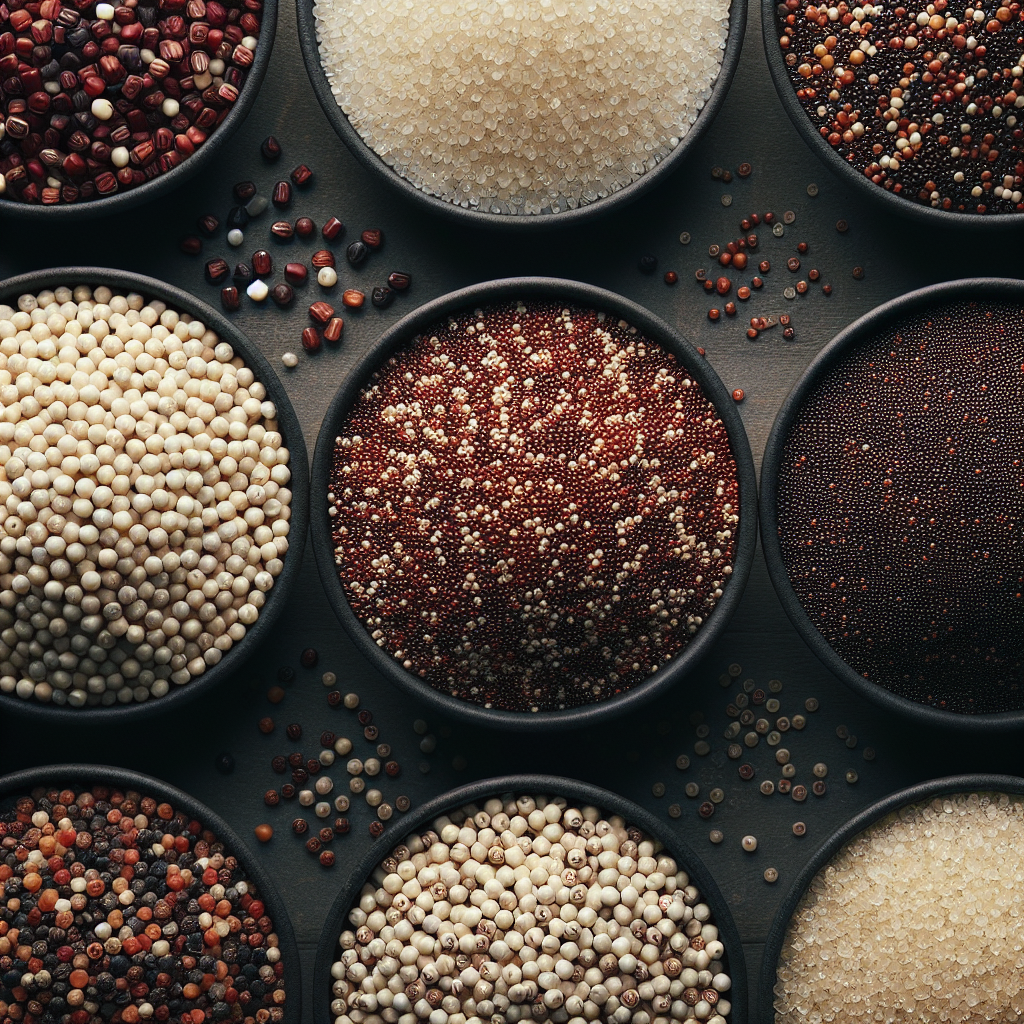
[
  {"left": 775, "top": 299, "right": 1024, "bottom": 714},
  {"left": 0, "top": 284, "right": 293, "bottom": 708},
  {"left": 328, "top": 300, "right": 740, "bottom": 713},
  {"left": 313, "top": 0, "right": 731, "bottom": 216},
  {"left": 774, "top": 790, "right": 1024, "bottom": 1023},
  {"left": 0, "top": 781, "right": 288, "bottom": 1023},
  {"left": 773, "top": 0, "right": 1024, "bottom": 215},
  {"left": 331, "top": 792, "right": 733, "bottom": 1024}
]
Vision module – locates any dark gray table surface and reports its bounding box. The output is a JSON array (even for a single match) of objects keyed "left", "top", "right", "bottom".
[{"left": 1, "top": 1, "right": 1022, "bottom": 1020}]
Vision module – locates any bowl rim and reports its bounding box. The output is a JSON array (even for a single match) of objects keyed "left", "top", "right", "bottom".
[
  {"left": 309, "top": 276, "right": 758, "bottom": 731},
  {"left": 312, "top": 773, "right": 749, "bottom": 1024},
  {"left": 0, "top": 265, "right": 310, "bottom": 722},
  {"left": 758, "top": 276, "right": 1024, "bottom": 734},
  {"left": 758, "top": 772, "right": 1024, "bottom": 1019},
  {"left": 0, "top": 0, "right": 278, "bottom": 224},
  {"left": 294, "top": 0, "right": 747, "bottom": 230},
  {"left": 759, "top": 0, "right": 1024, "bottom": 230},
  {"left": 0, "top": 761, "right": 302, "bottom": 1023}
]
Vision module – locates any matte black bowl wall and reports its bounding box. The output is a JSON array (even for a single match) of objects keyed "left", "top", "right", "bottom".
[
  {"left": 760, "top": 277, "right": 1024, "bottom": 735},
  {"left": 295, "top": 0, "right": 746, "bottom": 230},
  {"left": 0, "top": 267, "right": 309, "bottom": 722},
  {"left": 313, "top": 774, "right": 748, "bottom": 1024},
  {"left": 760, "top": 0, "right": 1024, "bottom": 230},
  {"left": 310, "top": 277, "right": 757, "bottom": 731},
  {"left": 0, "top": 1, "right": 277, "bottom": 224},
  {"left": 759, "top": 773, "right": 1024, "bottom": 1022},
  {"left": 0, "top": 763, "right": 302, "bottom": 1022}
]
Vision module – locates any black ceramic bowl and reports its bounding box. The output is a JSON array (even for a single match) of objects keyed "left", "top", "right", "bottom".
[
  {"left": 0, "top": 762, "right": 302, "bottom": 1022},
  {"left": 310, "top": 277, "right": 757, "bottom": 731},
  {"left": 314, "top": 774, "right": 748, "bottom": 1024},
  {"left": 0, "top": 267, "right": 309, "bottom": 722},
  {"left": 0, "top": 2, "right": 277, "bottom": 224},
  {"left": 760, "top": 0, "right": 1024, "bottom": 230},
  {"left": 759, "top": 773, "right": 1024, "bottom": 1022},
  {"left": 760, "top": 277, "right": 1024, "bottom": 734},
  {"left": 296, "top": 0, "right": 746, "bottom": 230}
]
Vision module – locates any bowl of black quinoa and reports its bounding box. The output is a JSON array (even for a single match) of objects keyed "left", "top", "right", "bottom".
[
  {"left": 311, "top": 278, "right": 757, "bottom": 730},
  {"left": 761, "top": 278, "right": 1024, "bottom": 732},
  {"left": 0, "top": 0, "right": 277, "bottom": 220},
  {"left": 0, "top": 267, "right": 309, "bottom": 722},
  {"left": 762, "top": 0, "right": 1024, "bottom": 226},
  {"left": 0, "top": 763, "right": 300, "bottom": 1023},
  {"left": 313, "top": 774, "right": 748, "bottom": 1024}
]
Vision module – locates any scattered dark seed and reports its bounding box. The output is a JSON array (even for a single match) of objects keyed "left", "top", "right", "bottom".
[
  {"left": 271, "top": 284, "right": 294, "bottom": 308},
  {"left": 180, "top": 235, "right": 203, "bottom": 255},
  {"left": 220, "top": 286, "right": 240, "bottom": 312},
  {"left": 852, "top": 266, "right": 865, "bottom": 279},
  {"left": 197, "top": 214, "right": 220, "bottom": 237},
  {"left": 738, "top": 162, "right": 752, "bottom": 177},
  {"left": 346, "top": 241, "right": 369, "bottom": 265},
  {"left": 291, "top": 164, "right": 313, "bottom": 187},
  {"left": 638, "top": 255, "right": 658, "bottom": 274},
  {"left": 372, "top": 286, "right": 395, "bottom": 309}
]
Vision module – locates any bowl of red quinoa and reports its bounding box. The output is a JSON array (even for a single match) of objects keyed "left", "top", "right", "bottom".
[
  {"left": 0, "top": 267, "right": 309, "bottom": 722},
  {"left": 0, "top": 762, "right": 301, "bottom": 1023},
  {"left": 0, "top": 0, "right": 277, "bottom": 219},
  {"left": 313, "top": 774, "right": 748, "bottom": 1024},
  {"left": 760, "top": 277, "right": 1024, "bottom": 732},
  {"left": 760, "top": 774, "right": 1024, "bottom": 1023},
  {"left": 311, "top": 278, "right": 757, "bottom": 730},
  {"left": 762, "top": 0, "right": 1024, "bottom": 226},
  {"left": 295, "top": 0, "right": 747, "bottom": 229}
]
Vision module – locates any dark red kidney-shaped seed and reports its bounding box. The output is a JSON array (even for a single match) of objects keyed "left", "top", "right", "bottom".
[
  {"left": 388, "top": 272, "right": 412, "bottom": 291},
  {"left": 291, "top": 164, "right": 313, "bottom": 186},
  {"left": 311, "top": 250, "right": 336, "bottom": 269},
  {"left": 180, "top": 236, "right": 203, "bottom": 255},
  {"left": 197, "top": 214, "right": 219, "bottom": 237},
  {"left": 324, "top": 317, "right": 344, "bottom": 343},
  {"left": 234, "top": 180, "right": 257, "bottom": 202},
  {"left": 322, "top": 217, "right": 345, "bottom": 241},
  {"left": 220, "top": 286, "right": 240, "bottom": 311},
  {"left": 262, "top": 136, "right": 282, "bottom": 161},
  {"left": 309, "top": 301, "right": 335, "bottom": 323},
  {"left": 361, "top": 229, "right": 383, "bottom": 249},
  {"left": 252, "top": 250, "right": 272, "bottom": 276},
  {"left": 271, "top": 221, "right": 294, "bottom": 240},
  {"left": 285, "top": 263, "right": 308, "bottom": 284},
  {"left": 302, "top": 327, "right": 322, "bottom": 353},
  {"left": 271, "top": 284, "right": 295, "bottom": 308},
  {"left": 295, "top": 217, "right": 315, "bottom": 238},
  {"left": 272, "top": 181, "right": 291, "bottom": 208},
  {"left": 205, "top": 259, "right": 230, "bottom": 285}
]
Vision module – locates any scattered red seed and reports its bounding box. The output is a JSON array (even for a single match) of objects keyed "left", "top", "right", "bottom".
[
  {"left": 664, "top": 271, "right": 679, "bottom": 285},
  {"left": 732, "top": 388, "right": 745, "bottom": 402}
]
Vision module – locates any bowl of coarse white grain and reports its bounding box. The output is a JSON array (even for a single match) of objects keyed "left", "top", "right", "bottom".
[
  {"left": 314, "top": 775, "right": 748, "bottom": 1024},
  {"left": 0, "top": 267, "right": 308, "bottom": 721},
  {"left": 295, "top": 0, "right": 747, "bottom": 228}
]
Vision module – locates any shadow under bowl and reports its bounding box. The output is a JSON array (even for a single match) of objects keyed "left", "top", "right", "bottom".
[
  {"left": 310, "top": 277, "right": 757, "bottom": 732},
  {"left": 0, "top": 266, "right": 309, "bottom": 723}
]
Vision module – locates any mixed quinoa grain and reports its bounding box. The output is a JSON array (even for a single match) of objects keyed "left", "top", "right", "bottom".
[
  {"left": 331, "top": 792, "right": 733, "bottom": 1024},
  {"left": 775, "top": 299, "right": 1024, "bottom": 714},
  {"left": 773, "top": 0, "right": 1024, "bottom": 215},
  {"left": 0, "top": 284, "right": 293, "bottom": 708},
  {"left": 0, "top": 781, "right": 287, "bottom": 1023},
  {"left": 327, "top": 300, "right": 741, "bottom": 713}
]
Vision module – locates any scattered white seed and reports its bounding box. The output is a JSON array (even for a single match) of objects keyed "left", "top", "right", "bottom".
[
  {"left": 317, "top": 267, "right": 338, "bottom": 288},
  {"left": 281, "top": 351, "right": 299, "bottom": 368},
  {"left": 227, "top": 229, "right": 244, "bottom": 247},
  {"left": 247, "top": 279, "right": 269, "bottom": 302}
]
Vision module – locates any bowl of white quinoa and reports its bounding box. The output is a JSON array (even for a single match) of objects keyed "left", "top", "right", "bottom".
[
  {"left": 0, "top": 267, "right": 308, "bottom": 721},
  {"left": 761, "top": 774, "right": 1024, "bottom": 1024},
  {"left": 296, "top": 0, "right": 746, "bottom": 227},
  {"left": 314, "top": 775, "right": 747, "bottom": 1024}
]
